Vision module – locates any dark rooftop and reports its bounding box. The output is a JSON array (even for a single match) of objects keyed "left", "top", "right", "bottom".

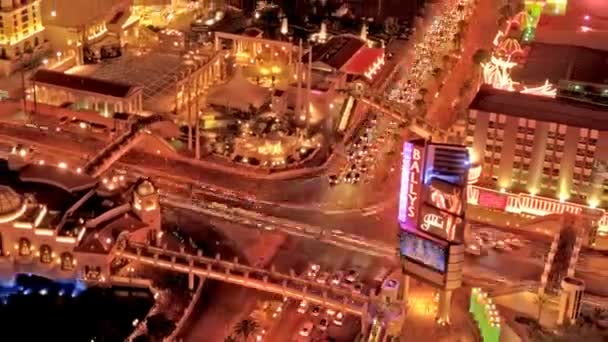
[
  {"left": 512, "top": 43, "right": 608, "bottom": 85},
  {"left": 75, "top": 213, "right": 146, "bottom": 254},
  {"left": 19, "top": 164, "right": 97, "bottom": 193},
  {"left": 31, "top": 70, "right": 139, "bottom": 98},
  {"left": 0, "top": 160, "right": 82, "bottom": 212},
  {"left": 469, "top": 86, "right": 608, "bottom": 130},
  {"left": 303, "top": 36, "right": 365, "bottom": 71}
]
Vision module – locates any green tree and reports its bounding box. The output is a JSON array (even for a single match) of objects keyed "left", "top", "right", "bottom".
[
  {"left": 383, "top": 17, "right": 400, "bottom": 36},
  {"left": 472, "top": 49, "right": 491, "bottom": 65},
  {"left": 413, "top": 99, "right": 426, "bottom": 115},
  {"left": 441, "top": 55, "right": 451, "bottom": 68},
  {"left": 432, "top": 67, "right": 444, "bottom": 79},
  {"left": 233, "top": 319, "right": 260, "bottom": 341},
  {"left": 418, "top": 88, "right": 429, "bottom": 98}
]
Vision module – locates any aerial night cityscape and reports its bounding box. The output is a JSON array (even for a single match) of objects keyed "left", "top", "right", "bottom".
[{"left": 1, "top": 0, "right": 608, "bottom": 341}]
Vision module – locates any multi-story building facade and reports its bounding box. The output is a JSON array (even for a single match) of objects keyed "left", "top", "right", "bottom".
[
  {"left": 0, "top": 0, "right": 46, "bottom": 75},
  {"left": 41, "top": 0, "right": 138, "bottom": 63},
  {"left": 466, "top": 85, "right": 608, "bottom": 230}
]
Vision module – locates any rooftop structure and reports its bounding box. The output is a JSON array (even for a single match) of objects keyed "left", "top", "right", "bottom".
[
  {"left": 512, "top": 43, "right": 608, "bottom": 86},
  {"left": 0, "top": 156, "right": 160, "bottom": 282},
  {"left": 534, "top": 0, "right": 608, "bottom": 50},
  {"left": 31, "top": 69, "right": 144, "bottom": 115},
  {"left": 469, "top": 85, "right": 608, "bottom": 130},
  {"left": 305, "top": 36, "right": 366, "bottom": 72}
]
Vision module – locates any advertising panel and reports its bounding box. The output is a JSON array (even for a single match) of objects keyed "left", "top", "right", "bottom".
[
  {"left": 419, "top": 204, "right": 465, "bottom": 242},
  {"left": 400, "top": 230, "right": 448, "bottom": 273},
  {"left": 478, "top": 189, "right": 508, "bottom": 210},
  {"left": 425, "top": 178, "right": 465, "bottom": 217},
  {"left": 398, "top": 142, "right": 425, "bottom": 227}
]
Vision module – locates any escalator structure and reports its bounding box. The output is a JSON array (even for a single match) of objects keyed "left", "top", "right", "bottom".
[{"left": 83, "top": 115, "right": 165, "bottom": 178}]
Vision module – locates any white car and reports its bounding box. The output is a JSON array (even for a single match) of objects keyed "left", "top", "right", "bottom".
[
  {"left": 297, "top": 300, "right": 308, "bottom": 314},
  {"left": 299, "top": 322, "right": 314, "bottom": 337},
  {"left": 345, "top": 269, "right": 359, "bottom": 283},
  {"left": 316, "top": 272, "right": 330, "bottom": 284},
  {"left": 333, "top": 312, "right": 344, "bottom": 326},
  {"left": 318, "top": 318, "right": 329, "bottom": 331},
  {"left": 306, "top": 264, "right": 320, "bottom": 278},
  {"left": 330, "top": 271, "right": 343, "bottom": 286}
]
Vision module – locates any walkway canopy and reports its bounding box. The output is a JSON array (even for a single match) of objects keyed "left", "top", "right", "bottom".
[{"left": 207, "top": 69, "right": 270, "bottom": 112}]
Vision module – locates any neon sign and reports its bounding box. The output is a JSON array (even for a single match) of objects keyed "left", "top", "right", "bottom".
[
  {"left": 398, "top": 142, "right": 423, "bottom": 225},
  {"left": 421, "top": 213, "right": 444, "bottom": 232}
]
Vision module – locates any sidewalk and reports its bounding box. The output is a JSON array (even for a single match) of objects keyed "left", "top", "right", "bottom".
[{"left": 427, "top": 0, "right": 503, "bottom": 128}]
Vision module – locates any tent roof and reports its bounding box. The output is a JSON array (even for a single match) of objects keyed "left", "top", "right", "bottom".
[{"left": 207, "top": 70, "right": 270, "bottom": 112}]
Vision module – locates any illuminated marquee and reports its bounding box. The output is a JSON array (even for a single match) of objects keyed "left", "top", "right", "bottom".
[{"left": 398, "top": 142, "right": 424, "bottom": 226}]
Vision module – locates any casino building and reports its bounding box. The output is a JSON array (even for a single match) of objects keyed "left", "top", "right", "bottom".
[
  {"left": 0, "top": 149, "right": 160, "bottom": 283},
  {"left": 466, "top": 85, "right": 608, "bottom": 232}
]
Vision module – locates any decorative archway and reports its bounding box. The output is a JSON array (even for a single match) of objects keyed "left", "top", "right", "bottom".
[
  {"left": 18, "top": 238, "right": 31, "bottom": 256},
  {"left": 60, "top": 252, "right": 74, "bottom": 271},
  {"left": 39, "top": 244, "right": 52, "bottom": 264}
]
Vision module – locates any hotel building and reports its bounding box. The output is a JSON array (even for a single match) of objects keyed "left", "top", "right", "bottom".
[
  {"left": 41, "top": 0, "right": 139, "bottom": 63},
  {"left": 466, "top": 85, "right": 608, "bottom": 230},
  {"left": 0, "top": 0, "right": 46, "bottom": 75}
]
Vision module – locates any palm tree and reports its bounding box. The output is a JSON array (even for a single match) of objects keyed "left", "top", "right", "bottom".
[
  {"left": 418, "top": 88, "right": 429, "bottom": 98},
  {"left": 472, "top": 49, "right": 491, "bottom": 66},
  {"left": 233, "top": 319, "right": 260, "bottom": 341}
]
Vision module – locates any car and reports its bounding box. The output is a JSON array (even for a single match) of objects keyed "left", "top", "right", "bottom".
[
  {"left": 508, "top": 238, "right": 525, "bottom": 248},
  {"left": 299, "top": 322, "right": 314, "bottom": 337},
  {"left": 297, "top": 300, "right": 308, "bottom": 314},
  {"left": 306, "top": 264, "right": 320, "bottom": 278},
  {"left": 311, "top": 306, "right": 321, "bottom": 316},
  {"left": 333, "top": 312, "right": 344, "bottom": 326},
  {"left": 330, "top": 271, "right": 343, "bottom": 286},
  {"left": 353, "top": 282, "right": 365, "bottom": 293},
  {"left": 318, "top": 318, "right": 329, "bottom": 331},
  {"left": 316, "top": 272, "right": 330, "bottom": 284},
  {"left": 345, "top": 269, "right": 359, "bottom": 283}
]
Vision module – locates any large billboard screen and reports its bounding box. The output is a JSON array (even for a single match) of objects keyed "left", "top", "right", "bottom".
[
  {"left": 398, "top": 142, "right": 424, "bottom": 227},
  {"left": 425, "top": 178, "right": 465, "bottom": 217},
  {"left": 419, "top": 204, "right": 465, "bottom": 242},
  {"left": 478, "top": 189, "right": 508, "bottom": 210},
  {"left": 400, "top": 230, "right": 447, "bottom": 273}
]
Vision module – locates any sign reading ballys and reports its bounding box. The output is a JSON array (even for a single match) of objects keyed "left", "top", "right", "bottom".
[{"left": 398, "top": 142, "right": 424, "bottom": 227}]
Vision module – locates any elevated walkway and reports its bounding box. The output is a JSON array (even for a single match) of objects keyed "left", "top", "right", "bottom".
[
  {"left": 115, "top": 241, "right": 369, "bottom": 315},
  {"left": 340, "top": 89, "right": 448, "bottom": 141},
  {"left": 83, "top": 115, "right": 165, "bottom": 177}
]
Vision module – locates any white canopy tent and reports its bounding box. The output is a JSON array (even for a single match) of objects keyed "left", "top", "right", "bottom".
[{"left": 207, "top": 69, "right": 271, "bottom": 112}]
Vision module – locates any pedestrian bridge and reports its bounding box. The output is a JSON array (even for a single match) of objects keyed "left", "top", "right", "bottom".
[
  {"left": 114, "top": 241, "right": 369, "bottom": 316},
  {"left": 353, "top": 92, "right": 448, "bottom": 141},
  {"left": 84, "top": 115, "right": 166, "bottom": 177}
]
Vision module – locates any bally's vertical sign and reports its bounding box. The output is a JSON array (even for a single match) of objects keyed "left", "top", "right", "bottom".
[{"left": 398, "top": 141, "right": 425, "bottom": 228}]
